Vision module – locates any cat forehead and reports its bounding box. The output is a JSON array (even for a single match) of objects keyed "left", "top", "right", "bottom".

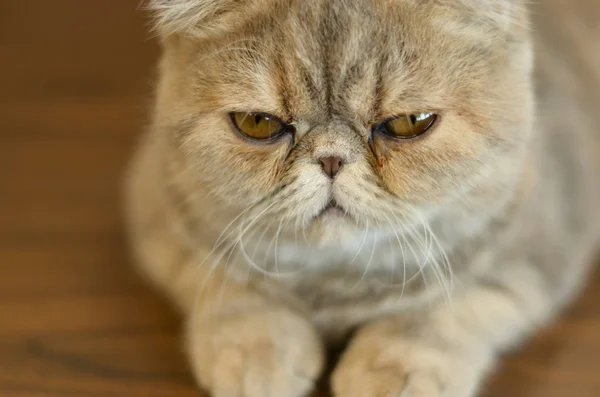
[
  {"left": 189, "top": 1, "right": 499, "bottom": 119},
  {"left": 194, "top": 0, "right": 509, "bottom": 79}
]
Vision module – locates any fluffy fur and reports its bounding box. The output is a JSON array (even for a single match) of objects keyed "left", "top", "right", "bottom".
[{"left": 125, "top": 1, "right": 600, "bottom": 396}]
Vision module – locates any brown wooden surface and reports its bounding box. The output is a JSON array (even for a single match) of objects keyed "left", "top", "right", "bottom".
[{"left": 0, "top": 1, "right": 598, "bottom": 396}]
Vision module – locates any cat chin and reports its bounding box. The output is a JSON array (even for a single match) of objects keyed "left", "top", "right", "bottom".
[{"left": 305, "top": 212, "right": 361, "bottom": 247}]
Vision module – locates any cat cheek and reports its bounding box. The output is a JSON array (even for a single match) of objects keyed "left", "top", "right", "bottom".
[{"left": 226, "top": 140, "right": 291, "bottom": 190}]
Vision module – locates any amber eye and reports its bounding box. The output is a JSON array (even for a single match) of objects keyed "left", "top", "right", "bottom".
[
  {"left": 230, "top": 112, "right": 287, "bottom": 141},
  {"left": 376, "top": 112, "right": 437, "bottom": 140}
]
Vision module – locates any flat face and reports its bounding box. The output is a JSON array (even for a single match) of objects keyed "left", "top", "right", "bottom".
[{"left": 160, "top": 0, "right": 533, "bottom": 243}]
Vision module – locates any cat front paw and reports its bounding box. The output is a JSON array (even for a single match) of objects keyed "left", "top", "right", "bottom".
[
  {"left": 331, "top": 336, "right": 488, "bottom": 397},
  {"left": 188, "top": 308, "right": 324, "bottom": 397}
]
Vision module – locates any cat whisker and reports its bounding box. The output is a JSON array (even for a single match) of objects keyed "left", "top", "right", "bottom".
[
  {"left": 273, "top": 217, "right": 286, "bottom": 278},
  {"left": 386, "top": 231, "right": 397, "bottom": 286},
  {"left": 419, "top": 213, "right": 455, "bottom": 304},
  {"left": 403, "top": 207, "right": 453, "bottom": 308},
  {"left": 381, "top": 212, "right": 409, "bottom": 298},
  {"left": 350, "top": 224, "right": 377, "bottom": 292},
  {"left": 385, "top": 208, "right": 432, "bottom": 294},
  {"left": 238, "top": 211, "right": 303, "bottom": 279},
  {"left": 349, "top": 218, "right": 370, "bottom": 266}
]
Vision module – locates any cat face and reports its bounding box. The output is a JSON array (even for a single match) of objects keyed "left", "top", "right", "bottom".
[{"left": 151, "top": 0, "right": 534, "bottom": 242}]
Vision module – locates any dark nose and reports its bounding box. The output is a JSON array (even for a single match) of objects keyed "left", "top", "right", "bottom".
[{"left": 318, "top": 156, "right": 343, "bottom": 178}]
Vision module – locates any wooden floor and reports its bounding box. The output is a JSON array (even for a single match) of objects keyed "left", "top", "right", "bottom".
[{"left": 0, "top": 1, "right": 598, "bottom": 396}]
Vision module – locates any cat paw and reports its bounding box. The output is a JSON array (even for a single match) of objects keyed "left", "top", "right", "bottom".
[
  {"left": 188, "top": 309, "right": 324, "bottom": 397},
  {"left": 332, "top": 361, "right": 408, "bottom": 397},
  {"left": 331, "top": 337, "right": 486, "bottom": 397}
]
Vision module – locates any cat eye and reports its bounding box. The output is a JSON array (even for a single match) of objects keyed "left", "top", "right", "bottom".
[
  {"left": 374, "top": 112, "right": 437, "bottom": 140},
  {"left": 230, "top": 112, "right": 287, "bottom": 141}
]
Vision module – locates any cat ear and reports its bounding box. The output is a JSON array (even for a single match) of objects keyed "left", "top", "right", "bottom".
[{"left": 145, "top": 0, "right": 264, "bottom": 38}]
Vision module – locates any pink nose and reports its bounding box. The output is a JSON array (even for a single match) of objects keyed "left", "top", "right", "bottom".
[{"left": 318, "top": 156, "right": 343, "bottom": 178}]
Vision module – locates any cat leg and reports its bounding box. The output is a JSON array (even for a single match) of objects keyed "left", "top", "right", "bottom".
[
  {"left": 184, "top": 275, "right": 325, "bottom": 397},
  {"left": 332, "top": 264, "right": 554, "bottom": 397}
]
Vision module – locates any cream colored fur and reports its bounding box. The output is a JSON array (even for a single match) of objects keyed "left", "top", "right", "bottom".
[{"left": 125, "top": 1, "right": 600, "bottom": 396}]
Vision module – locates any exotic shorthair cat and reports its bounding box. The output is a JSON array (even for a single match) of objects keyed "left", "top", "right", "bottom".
[{"left": 125, "top": 0, "right": 600, "bottom": 396}]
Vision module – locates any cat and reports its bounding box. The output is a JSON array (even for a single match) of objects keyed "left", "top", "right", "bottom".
[{"left": 124, "top": 0, "right": 600, "bottom": 396}]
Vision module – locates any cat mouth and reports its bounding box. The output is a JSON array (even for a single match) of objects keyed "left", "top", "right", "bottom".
[{"left": 319, "top": 199, "right": 346, "bottom": 217}]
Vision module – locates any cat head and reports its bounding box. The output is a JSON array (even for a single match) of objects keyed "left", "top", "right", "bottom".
[{"left": 147, "top": 0, "right": 534, "bottom": 244}]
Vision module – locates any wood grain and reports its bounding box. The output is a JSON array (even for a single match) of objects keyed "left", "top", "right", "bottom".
[{"left": 0, "top": 1, "right": 598, "bottom": 396}]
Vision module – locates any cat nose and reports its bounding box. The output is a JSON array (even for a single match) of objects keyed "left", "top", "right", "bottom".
[{"left": 318, "top": 156, "right": 343, "bottom": 178}]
